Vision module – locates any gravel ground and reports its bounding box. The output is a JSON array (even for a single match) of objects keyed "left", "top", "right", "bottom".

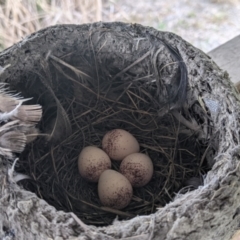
[{"left": 102, "top": 0, "right": 240, "bottom": 52}]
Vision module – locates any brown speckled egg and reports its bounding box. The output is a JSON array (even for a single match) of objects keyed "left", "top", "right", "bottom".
[
  {"left": 120, "top": 153, "right": 153, "bottom": 187},
  {"left": 102, "top": 129, "right": 139, "bottom": 161},
  {"left": 78, "top": 146, "right": 111, "bottom": 182},
  {"left": 98, "top": 169, "right": 133, "bottom": 209}
]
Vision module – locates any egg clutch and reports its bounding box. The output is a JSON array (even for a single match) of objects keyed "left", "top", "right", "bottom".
[{"left": 78, "top": 129, "right": 154, "bottom": 210}]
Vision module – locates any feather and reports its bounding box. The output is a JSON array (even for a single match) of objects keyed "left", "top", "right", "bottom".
[
  {"left": 0, "top": 98, "right": 22, "bottom": 122},
  {"left": 0, "top": 93, "right": 18, "bottom": 112},
  {"left": 16, "top": 124, "right": 39, "bottom": 143},
  {"left": 0, "top": 123, "right": 26, "bottom": 152},
  {"left": 0, "top": 89, "right": 42, "bottom": 123},
  {"left": 0, "top": 120, "right": 40, "bottom": 158},
  {"left": 7, "top": 158, "right": 31, "bottom": 183},
  {"left": 14, "top": 104, "right": 42, "bottom": 123},
  {"left": 0, "top": 84, "right": 41, "bottom": 157},
  {"left": 0, "top": 120, "right": 21, "bottom": 134},
  {"left": 0, "top": 146, "right": 13, "bottom": 158},
  {"left": 35, "top": 60, "right": 72, "bottom": 143},
  {"left": 0, "top": 131, "right": 26, "bottom": 153},
  {"left": 45, "top": 103, "right": 72, "bottom": 143},
  {"left": 147, "top": 33, "right": 188, "bottom": 110},
  {"left": 13, "top": 172, "right": 31, "bottom": 182},
  {"left": 7, "top": 157, "right": 18, "bottom": 180}
]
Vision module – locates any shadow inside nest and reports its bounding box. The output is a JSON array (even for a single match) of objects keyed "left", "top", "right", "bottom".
[{"left": 13, "top": 31, "right": 212, "bottom": 226}]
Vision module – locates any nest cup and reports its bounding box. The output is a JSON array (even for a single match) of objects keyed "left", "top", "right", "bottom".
[
  {"left": 0, "top": 22, "right": 213, "bottom": 225},
  {"left": 0, "top": 22, "right": 239, "bottom": 239}
]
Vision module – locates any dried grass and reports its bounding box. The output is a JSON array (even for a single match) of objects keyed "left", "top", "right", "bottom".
[{"left": 0, "top": 0, "right": 103, "bottom": 49}]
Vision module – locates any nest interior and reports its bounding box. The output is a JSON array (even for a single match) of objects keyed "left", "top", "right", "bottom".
[{"left": 1, "top": 23, "right": 212, "bottom": 226}]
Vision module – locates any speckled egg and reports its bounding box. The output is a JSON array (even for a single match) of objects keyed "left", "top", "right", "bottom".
[
  {"left": 102, "top": 129, "right": 140, "bottom": 161},
  {"left": 78, "top": 146, "right": 111, "bottom": 182},
  {"left": 98, "top": 169, "right": 133, "bottom": 209},
  {"left": 120, "top": 153, "right": 153, "bottom": 187}
]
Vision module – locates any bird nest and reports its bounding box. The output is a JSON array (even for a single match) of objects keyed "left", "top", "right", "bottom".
[{"left": 0, "top": 22, "right": 239, "bottom": 240}]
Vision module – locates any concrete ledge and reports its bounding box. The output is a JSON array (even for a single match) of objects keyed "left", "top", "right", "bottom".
[{"left": 208, "top": 35, "right": 240, "bottom": 84}]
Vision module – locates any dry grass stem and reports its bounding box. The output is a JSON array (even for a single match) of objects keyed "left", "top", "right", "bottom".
[{"left": 0, "top": 0, "right": 104, "bottom": 49}]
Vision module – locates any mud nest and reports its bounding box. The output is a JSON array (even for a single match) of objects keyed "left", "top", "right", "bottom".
[
  {"left": 1, "top": 22, "right": 239, "bottom": 240},
  {"left": 2, "top": 22, "right": 210, "bottom": 226}
]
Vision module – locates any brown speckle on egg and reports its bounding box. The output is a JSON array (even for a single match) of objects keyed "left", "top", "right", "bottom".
[
  {"left": 98, "top": 169, "right": 133, "bottom": 209},
  {"left": 102, "top": 129, "right": 139, "bottom": 161},
  {"left": 120, "top": 153, "right": 153, "bottom": 187},
  {"left": 78, "top": 146, "right": 111, "bottom": 182}
]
